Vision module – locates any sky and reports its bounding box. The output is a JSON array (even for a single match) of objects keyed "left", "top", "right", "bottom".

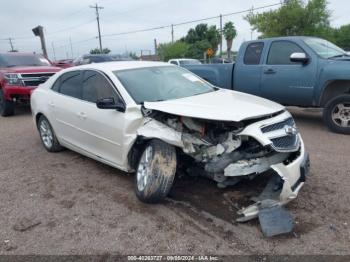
[{"left": 0, "top": 0, "right": 349, "bottom": 60}]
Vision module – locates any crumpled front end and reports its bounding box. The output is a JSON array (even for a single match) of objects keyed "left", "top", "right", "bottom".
[{"left": 136, "top": 109, "right": 310, "bottom": 221}]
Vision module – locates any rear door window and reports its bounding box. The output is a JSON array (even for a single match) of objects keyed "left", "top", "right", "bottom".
[
  {"left": 59, "top": 71, "right": 82, "bottom": 99},
  {"left": 244, "top": 42, "right": 264, "bottom": 65}
]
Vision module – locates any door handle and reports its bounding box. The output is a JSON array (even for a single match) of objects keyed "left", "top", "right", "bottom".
[
  {"left": 49, "top": 101, "right": 55, "bottom": 107},
  {"left": 78, "top": 112, "right": 87, "bottom": 120},
  {"left": 264, "top": 68, "right": 276, "bottom": 74}
]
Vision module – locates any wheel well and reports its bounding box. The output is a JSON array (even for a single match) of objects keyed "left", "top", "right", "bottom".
[
  {"left": 320, "top": 80, "right": 350, "bottom": 106},
  {"left": 127, "top": 136, "right": 150, "bottom": 170},
  {"left": 35, "top": 113, "right": 44, "bottom": 127}
]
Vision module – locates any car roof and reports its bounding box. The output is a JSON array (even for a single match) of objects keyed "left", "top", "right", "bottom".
[
  {"left": 171, "top": 58, "right": 198, "bottom": 61},
  {"left": 65, "top": 61, "right": 172, "bottom": 72},
  {"left": 243, "top": 36, "right": 324, "bottom": 45}
]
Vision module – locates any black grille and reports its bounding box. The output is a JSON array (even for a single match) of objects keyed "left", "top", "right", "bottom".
[
  {"left": 271, "top": 135, "right": 298, "bottom": 150},
  {"left": 23, "top": 80, "right": 47, "bottom": 86},
  {"left": 20, "top": 72, "right": 55, "bottom": 87},
  {"left": 261, "top": 117, "right": 295, "bottom": 133},
  {"left": 21, "top": 73, "right": 55, "bottom": 78}
]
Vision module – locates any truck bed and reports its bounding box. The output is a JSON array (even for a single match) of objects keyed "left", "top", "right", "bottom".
[{"left": 183, "top": 63, "right": 234, "bottom": 90}]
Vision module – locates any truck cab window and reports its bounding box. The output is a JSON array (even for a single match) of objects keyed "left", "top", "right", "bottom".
[
  {"left": 267, "top": 41, "right": 304, "bottom": 65},
  {"left": 244, "top": 42, "right": 264, "bottom": 65}
]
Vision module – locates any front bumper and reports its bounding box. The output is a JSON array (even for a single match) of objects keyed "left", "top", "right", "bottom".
[
  {"left": 237, "top": 138, "right": 310, "bottom": 221},
  {"left": 3, "top": 85, "right": 36, "bottom": 101}
]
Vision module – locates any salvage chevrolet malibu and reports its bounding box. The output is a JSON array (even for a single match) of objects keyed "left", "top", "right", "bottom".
[{"left": 31, "top": 61, "right": 310, "bottom": 221}]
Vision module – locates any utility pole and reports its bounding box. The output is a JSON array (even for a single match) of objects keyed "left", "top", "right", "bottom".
[
  {"left": 154, "top": 38, "right": 157, "bottom": 55},
  {"left": 69, "top": 37, "right": 74, "bottom": 58},
  {"left": 51, "top": 42, "right": 56, "bottom": 61},
  {"left": 8, "top": 38, "right": 14, "bottom": 52},
  {"left": 90, "top": 3, "right": 104, "bottom": 53},
  {"left": 171, "top": 24, "right": 174, "bottom": 43},
  {"left": 219, "top": 14, "right": 223, "bottom": 58}
]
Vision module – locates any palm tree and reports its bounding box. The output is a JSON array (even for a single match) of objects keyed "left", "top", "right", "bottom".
[{"left": 223, "top": 22, "right": 237, "bottom": 61}]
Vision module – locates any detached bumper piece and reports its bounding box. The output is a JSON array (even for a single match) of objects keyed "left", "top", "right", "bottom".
[
  {"left": 259, "top": 205, "right": 294, "bottom": 237},
  {"left": 236, "top": 149, "right": 310, "bottom": 237}
]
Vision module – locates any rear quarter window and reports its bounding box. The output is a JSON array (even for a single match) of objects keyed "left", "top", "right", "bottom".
[{"left": 243, "top": 42, "right": 264, "bottom": 65}]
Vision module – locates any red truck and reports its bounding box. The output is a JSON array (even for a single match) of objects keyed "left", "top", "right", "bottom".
[{"left": 0, "top": 52, "right": 61, "bottom": 116}]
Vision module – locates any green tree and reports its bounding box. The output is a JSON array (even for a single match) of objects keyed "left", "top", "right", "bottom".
[
  {"left": 129, "top": 52, "right": 139, "bottom": 60},
  {"left": 334, "top": 24, "right": 350, "bottom": 50},
  {"left": 223, "top": 22, "right": 237, "bottom": 60},
  {"left": 90, "top": 47, "right": 111, "bottom": 54},
  {"left": 157, "top": 41, "right": 189, "bottom": 61},
  {"left": 183, "top": 23, "right": 220, "bottom": 59},
  {"left": 185, "top": 40, "right": 211, "bottom": 59},
  {"left": 245, "top": 0, "right": 331, "bottom": 38}
]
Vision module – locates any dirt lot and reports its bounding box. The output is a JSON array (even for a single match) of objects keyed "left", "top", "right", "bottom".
[{"left": 0, "top": 106, "right": 349, "bottom": 255}]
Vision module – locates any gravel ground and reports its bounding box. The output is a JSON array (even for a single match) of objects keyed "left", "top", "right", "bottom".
[{"left": 0, "top": 106, "right": 349, "bottom": 255}]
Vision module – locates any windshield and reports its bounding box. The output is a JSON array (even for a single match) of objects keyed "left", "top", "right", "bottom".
[
  {"left": 0, "top": 54, "right": 51, "bottom": 67},
  {"left": 179, "top": 60, "right": 201, "bottom": 65},
  {"left": 114, "top": 66, "right": 215, "bottom": 103},
  {"left": 304, "top": 38, "right": 347, "bottom": 59}
]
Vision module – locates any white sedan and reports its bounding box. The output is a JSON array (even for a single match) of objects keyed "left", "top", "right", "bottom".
[{"left": 31, "top": 61, "right": 309, "bottom": 221}]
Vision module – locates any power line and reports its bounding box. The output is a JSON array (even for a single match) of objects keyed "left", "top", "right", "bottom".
[
  {"left": 1, "top": 2, "right": 282, "bottom": 55},
  {"left": 46, "top": 19, "right": 95, "bottom": 36},
  {"left": 101, "top": 2, "right": 282, "bottom": 39}
]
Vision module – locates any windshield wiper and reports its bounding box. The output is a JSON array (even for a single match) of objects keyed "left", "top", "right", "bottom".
[{"left": 328, "top": 54, "right": 349, "bottom": 59}]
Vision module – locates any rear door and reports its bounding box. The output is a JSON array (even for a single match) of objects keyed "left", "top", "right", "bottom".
[
  {"left": 260, "top": 40, "right": 316, "bottom": 106},
  {"left": 49, "top": 70, "right": 85, "bottom": 148},
  {"left": 234, "top": 42, "right": 265, "bottom": 96}
]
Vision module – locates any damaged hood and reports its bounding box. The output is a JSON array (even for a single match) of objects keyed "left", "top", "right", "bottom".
[{"left": 144, "top": 89, "right": 284, "bottom": 122}]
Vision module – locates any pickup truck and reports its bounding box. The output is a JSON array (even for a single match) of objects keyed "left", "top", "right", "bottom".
[
  {"left": 184, "top": 36, "right": 350, "bottom": 134},
  {"left": 0, "top": 52, "right": 61, "bottom": 116}
]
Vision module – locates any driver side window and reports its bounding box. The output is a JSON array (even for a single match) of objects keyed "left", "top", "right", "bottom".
[
  {"left": 82, "top": 70, "right": 120, "bottom": 103},
  {"left": 267, "top": 41, "right": 305, "bottom": 65}
]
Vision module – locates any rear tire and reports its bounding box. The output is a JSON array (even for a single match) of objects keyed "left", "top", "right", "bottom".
[
  {"left": 323, "top": 94, "right": 350, "bottom": 135},
  {"left": 135, "top": 139, "right": 177, "bottom": 203},
  {"left": 37, "top": 115, "right": 64, "bottom": 152},
  {"left": 0, "top": 89, "right": 15, "bottom": 117}
]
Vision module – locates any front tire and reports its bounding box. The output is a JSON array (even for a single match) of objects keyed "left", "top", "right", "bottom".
[
  {"left": 38, "top": 115, "right": 63, "bottom": 152},
  {"left": 323, "top": 94, "right": 350, "bottom": 134},
  {"left": 135, "top": 139, "right": 177, "bottom": 203},
  {"left": 0, "top": 89, "right": 15, "bottom": 117}
]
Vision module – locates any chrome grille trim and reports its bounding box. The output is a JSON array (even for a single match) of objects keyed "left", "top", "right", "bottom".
[
  {"left": 19, "top": 72, "right": 55, "bottom": 87},
  {"left": 261, "top": 117, "right": 295, "bottom": 133},
  {"left": 260, "top": 117, "right": 300, "bottom": 152}
]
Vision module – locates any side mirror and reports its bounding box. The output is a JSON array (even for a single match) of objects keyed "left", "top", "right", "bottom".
[
  {"left": 290, "top": 52, "right": 309, "bottom": 64},
  {"left": 96, "top": 97, "right": 125, "bottom": 112}
]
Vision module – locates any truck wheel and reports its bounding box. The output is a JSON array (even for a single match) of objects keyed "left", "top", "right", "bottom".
[
  {"left": 0, "top": 89, "right": 15, "bottom": 117},
  {"left": 38, "top": 115, "right": 63, "bottom": 152},
  {"left": 323, "top": 94, "right": 350, "bottom": 134},
  {"left": 135, "top": 139, "right": 177, "bottom": 203}
]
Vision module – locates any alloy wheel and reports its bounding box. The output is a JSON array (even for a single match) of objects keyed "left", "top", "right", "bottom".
[
  {"left": 332, "top": 103, "right": 350, "bottom": 128},
  {"left": 136, "top": 146, "right": 153, "bottom": 191},
  {"left": 39, "top": 119, "right": 54, "bottom": 149}
]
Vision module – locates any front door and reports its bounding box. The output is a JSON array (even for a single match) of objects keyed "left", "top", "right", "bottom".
[
  {"left": 261, "top": 40, "right": 316, "bottom": 106},
  {"left": 78, "top": 70, "right": 125, "bottom": 166}
]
